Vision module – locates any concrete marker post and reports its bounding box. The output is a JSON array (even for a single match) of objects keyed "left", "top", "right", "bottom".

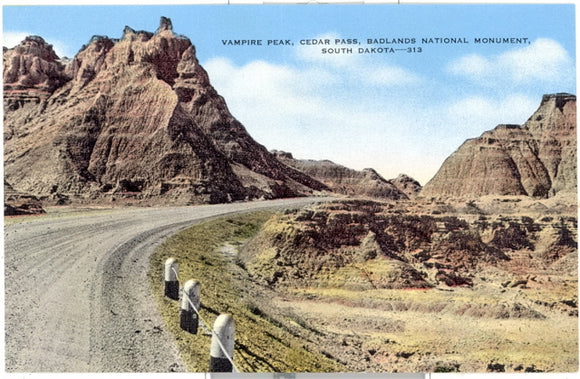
[
  {"left": 164, "top": 257, "right": 179, "bottom": 300},
  {"left": 209, "top": 314, "right": 235, "bottom": 372},
  {"left": 180, "top": 279, "right": 200, "bottom": 334}
]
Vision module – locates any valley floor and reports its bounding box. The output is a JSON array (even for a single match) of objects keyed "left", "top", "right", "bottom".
[
  {"left": 266, "top": 279, "right": 578, "bottom": 372},
  {"left": 223, "top": 241, "right": 578, "bottom": 373}
]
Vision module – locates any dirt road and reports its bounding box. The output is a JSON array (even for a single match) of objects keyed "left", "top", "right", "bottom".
[{"left": 4, "top": 198, "right": 323, "bottom": 372}]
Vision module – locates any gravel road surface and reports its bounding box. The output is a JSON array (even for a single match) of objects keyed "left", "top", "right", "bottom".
[{"left": 4, "top": 198, "right": 324, "bottom": 372}]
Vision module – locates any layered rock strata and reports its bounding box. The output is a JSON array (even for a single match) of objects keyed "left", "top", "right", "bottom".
[
  {"left": 391, "top": 173, "right": 423, "bottom": 198},
  {"left": 240, "top": 199, "right": 577, "bottom": 290},
  {"left": 273, "top": 151, "right": 418, "bottom": 200},
  {"left": 421, "top": 93, "right": 576, "bottom": 199},
  {"left": 4, "top": 18, "right": 327, "bottom": 205},
  {"left": 4, "top": 181, "right": 45, "bottom": 215}
]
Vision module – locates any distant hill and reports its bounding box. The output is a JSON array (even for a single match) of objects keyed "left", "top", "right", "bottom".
[
  {"left": 421, "top": 93, "right": 577, "bottom": 199},
  {"left": 272, "top": 151, "right": 422, "bottom": 200}
]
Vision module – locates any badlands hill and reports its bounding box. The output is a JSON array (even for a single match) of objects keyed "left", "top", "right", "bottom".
[
  {"left": 3, "top": 17, "right": 576, "bottom": 208},
  {"left": 272, "top": 150, "right": 421, "bottom": 200},
  {"left": 239, "top": 199, "right": 577, "bottom": 290},
  {"left": 3, "top": 18, "right": 329, "bottom": 205},
  {"left": 421, "top": 93, "right": 577, "bottom": 199}
]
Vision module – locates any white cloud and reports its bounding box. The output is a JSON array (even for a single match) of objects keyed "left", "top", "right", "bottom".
[
  {"left": 206, "top": 57, "right": 335, "bottom": 120},
  {"left": 204, "top": 56, "right": 430, "bottom": 183},
  {"left": 500, "top": 38, "right": 573, "bottom": 83},
  {"left": 3, "top": 32, "right": 29, "bottom": 49},
  {"left": 362, "top": 65, "right": 422, "bottom": 87},
  {"left": 448, "top": 38, "right": 574, "bottom": 87},
  {"left": 446, "top": 94, "right": 539, "bottom": 129},
  {"left": 50, "top": 40, "right": 75, "bottom": 59},
  {"left": 448, "top": 54, "right": 489, "bottom": 77}
]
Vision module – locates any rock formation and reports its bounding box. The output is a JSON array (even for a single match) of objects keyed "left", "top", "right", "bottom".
[
  {"left": 272, "top": 151, "right": 415, "bottom": 200},
  {"left": 4, "top": 181, "right": 45, "bottom": 216},
  {"left": 421, "top": 93, "right": 576, "bottom": 199},
  {"left": 3, "top": 36, "right": 68, "bottom": 109},
  {"left": 525, "top": 93, "right": 577, "bottom": 195},
  {"left": 4, "top": 18, "right": 328, "bottom": 205},
  {"left": 391, "top": 173, "right": 423, "bottom": 198},
  {"left": 239, "top": 199, "right": 577, "bottom": 290}
]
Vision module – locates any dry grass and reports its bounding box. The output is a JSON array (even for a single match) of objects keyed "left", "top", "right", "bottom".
[
  {"left": 281, "top": 281, "right": 578, "bottom": 372},
  {"left": 148, "top": 211, "right": 344, "bottom": 372}
]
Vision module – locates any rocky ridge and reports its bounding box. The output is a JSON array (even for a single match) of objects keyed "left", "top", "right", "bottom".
[
  {"left": 239, "top": 199, "right": 577, "bottom": 290},
  {"left": 3, "top": 36, "right": 68, "bottom": 108},
  {"left": 391, "top": 173, "right": 423, "bottom": 198},
  {"left": 3, "top": 20, "right": 576, "bottom": 208},
  {"left": 421, "top": 93, "right": 577, "bottom": 199},
  {"left": 272, "top": 151, "right": 420, "bottom": 200},
  {"left": 3, "top": 17, "right": 328, "bottom": 205}
]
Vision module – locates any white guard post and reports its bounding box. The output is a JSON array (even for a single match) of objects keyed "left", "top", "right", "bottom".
[
  {"left": 164, "top": 257, "right": 179, "bottom": 300},
  {"left": 209, "top": 314, "right": 235, "bottom": 372},
  {"left": 180, "top": 279, "right": 200, "bottom": 334}
]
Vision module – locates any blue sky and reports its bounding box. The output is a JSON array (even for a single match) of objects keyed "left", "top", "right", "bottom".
[{"left": 3, "top": 4, "right": 576, "bottom": 185}]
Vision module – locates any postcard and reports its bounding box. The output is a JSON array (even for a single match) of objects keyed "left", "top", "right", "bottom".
[{"left": 2, "top": 1, "right": 577, "bottom": 376}]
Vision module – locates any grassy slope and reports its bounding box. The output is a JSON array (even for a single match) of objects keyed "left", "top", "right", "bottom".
[{"left": 148, "top": 211, "right": 343, "bottom": 373}]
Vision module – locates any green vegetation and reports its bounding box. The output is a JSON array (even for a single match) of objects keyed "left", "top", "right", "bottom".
[{"left": 148, "top": 211, "right": 343, "bottom": 373}]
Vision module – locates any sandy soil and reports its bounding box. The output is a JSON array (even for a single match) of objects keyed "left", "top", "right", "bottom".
[
  {"left": 271, "top": 282, "right": 578, "bottom": 373},
  {"left": 235, "top": 265, "right": 577, "bottom": 373},
  {"left": 3, "top": 198, "right": 325, "bottom": 372}
]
